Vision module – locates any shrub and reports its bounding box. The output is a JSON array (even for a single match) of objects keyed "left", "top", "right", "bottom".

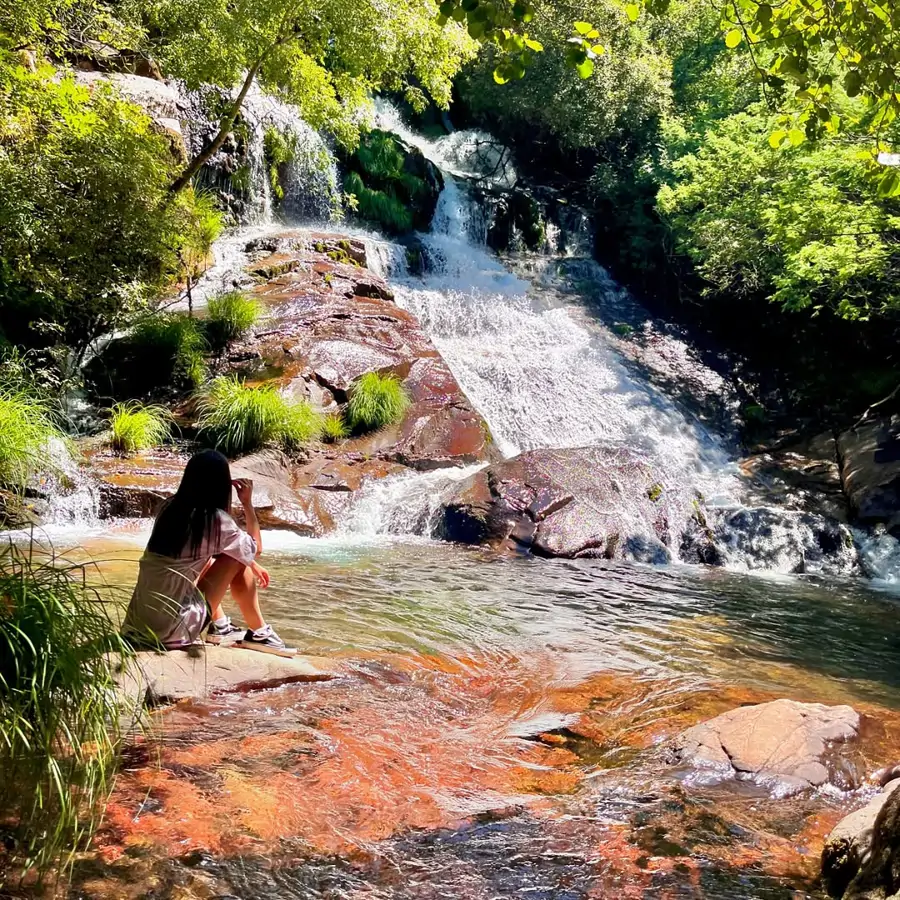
[
  {"left": 107, "top": 402, "right": 172, "bottom": 454},
  {"left": 88, "top": 313, "right": 208, "bottom": 400},
  {"left": 322, "top": 412, "right": 349, "bottom": 443},
  {"left": 132, "top": 314, "right": 207, "bottom": 390},
  {"left": 0, "top": 65, "right": 222, "bottom": 356},
  {"left": 346, "top": 372, "right": 410, "bottom": 433},
  {"left": 0, "top": 544, "right": 131, "bottom": 882},
  {"left": 0, "top": 387, "right": 62, "bottom": 493},
  {"left": 204, "top": 292, "right": 263, "bottom": 351},
  {"left": 343, "top": 171, "right": 413, "bottom": 234},
  {"left": 197, "top": 376, "right": 323, "bottom": 455}
]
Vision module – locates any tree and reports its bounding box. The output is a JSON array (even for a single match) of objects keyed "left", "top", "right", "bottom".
[
  {"left": 0, "top": 63, "right": 217, "bottom": 356},
  {"left": 438, "top": 0, "right": 898, "bottom": 185},
  {"left": 141, "top": 0, "right": 478, "bottom": 192}
]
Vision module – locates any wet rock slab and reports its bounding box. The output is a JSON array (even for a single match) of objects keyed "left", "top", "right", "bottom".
[
  {"left": 837, "top": 415, "right": 900, "bottom": 529},
  {"left": 118, "top": 644, "right": 338, "bottom": 707},
  {"left": 239, "top": 232, "right": 493, "bottom": 471},
  {"left": 439, "top": 445, "right": 678, "bottom": 560},
  {"left": 671, "top": 699, "right": 861, "bottom": 797}
]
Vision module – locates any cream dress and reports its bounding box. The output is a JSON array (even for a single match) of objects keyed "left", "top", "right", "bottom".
[{"left": 123, "top": 509, "right": 257, "bottom": 649}]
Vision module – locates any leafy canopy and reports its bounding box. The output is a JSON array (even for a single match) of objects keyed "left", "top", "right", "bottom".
[{"left": 143, "top": 0, "right": 478, "bottom": 146}]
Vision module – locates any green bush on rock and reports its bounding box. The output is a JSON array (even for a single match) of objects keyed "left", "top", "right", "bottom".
[
  {"left": 346, "top": 372, "right": 410, "bottom": 434},
  {"left": 205, "top": 292, "right": 262, "bottom": 351},
  {"left": 88, "top": 313, "right": 207, "bottom": 401},
  {"left": 197, "top": 376, "right": 323, "bottom": 455},
  {"left": 107, "top": 402, "right": 173, "bottom": 454},
  {"left": 322, "top": 412, "right": 349, "bottom": 443},
  {"left": 0, "top": 544, "right": 130, "bottom": 882}
]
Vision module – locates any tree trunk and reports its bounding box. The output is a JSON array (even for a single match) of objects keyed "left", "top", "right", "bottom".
[{"left": 169, "top": 59, "right": 263, "bottom": 195}]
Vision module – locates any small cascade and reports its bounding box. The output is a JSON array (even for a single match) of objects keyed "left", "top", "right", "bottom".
[
  {"left": 340, "top": 465, "right": 485, "bottom": 538},
  {"left": 178, "top": 82, "right": 340, "bottom": 225},
  {"left": 38, "top": 438, "right": 100, "bottom": 527}
]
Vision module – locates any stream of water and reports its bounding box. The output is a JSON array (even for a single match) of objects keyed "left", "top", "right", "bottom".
[{"left": 28, "top": 101, "right": 900, "bottom": 900}]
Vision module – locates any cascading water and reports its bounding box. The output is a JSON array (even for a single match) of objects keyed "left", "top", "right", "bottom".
[
  {"left": 179, "top": 82, "right": 341, "bottom": 226},
  {"left": 356, "top": 103, "right": 896, "bottom": 578}
]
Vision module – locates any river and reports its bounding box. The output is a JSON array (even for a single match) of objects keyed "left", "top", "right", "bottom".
[{"left": 27, "top": 104, "right": 900, "bottom": 899}]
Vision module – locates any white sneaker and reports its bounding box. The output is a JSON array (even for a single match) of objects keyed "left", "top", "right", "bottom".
[{"left": 238, "top": 627, "right": 298, "bottom": 658}]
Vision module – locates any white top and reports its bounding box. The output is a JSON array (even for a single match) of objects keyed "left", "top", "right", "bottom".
[{"left": 123, "top": 509, "right": 257, "bottom": 649}]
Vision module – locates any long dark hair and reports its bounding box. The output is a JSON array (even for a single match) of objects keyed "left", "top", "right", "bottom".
[{"left": 147, "top": 450, "right": 232, "bottom": 558}]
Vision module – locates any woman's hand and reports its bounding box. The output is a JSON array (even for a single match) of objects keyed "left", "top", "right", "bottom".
[
  {"left": 232, "top": 478, "right": 254, "bottom": 507},
  {"left": 251, "top": 561, "right": 270, "bottom": 589}
]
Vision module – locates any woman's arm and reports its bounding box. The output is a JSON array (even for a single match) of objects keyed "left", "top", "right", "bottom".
[{"left": 232, "top": 478, "right": 262, "bottom": 556}]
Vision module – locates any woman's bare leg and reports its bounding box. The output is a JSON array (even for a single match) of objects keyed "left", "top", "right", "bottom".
[{"left": 198, "top": 556, "right": 266, "bottom": 631}]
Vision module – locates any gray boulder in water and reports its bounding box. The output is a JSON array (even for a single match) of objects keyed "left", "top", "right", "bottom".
[
  {"left": 838, "top": 416, "right": 900, "bottom": 531},
  {"left": 438, "top": 445, "right": 677, "bottom": 560}
]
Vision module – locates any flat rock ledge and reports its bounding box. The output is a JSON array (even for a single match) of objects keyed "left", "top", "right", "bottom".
[
  {"left": 670, "top": 699, "right": 861, "bottom": 797},
  {"left": 116, "top": 645, "right": 338, "bottom": 709}
]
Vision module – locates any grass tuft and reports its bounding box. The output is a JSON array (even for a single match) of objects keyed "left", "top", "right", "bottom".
[
  {"left": 0, "top": 544, "right": 131, "bottom": 883},
  {"left": 197, "top": 376, "right": 323, "bottom": 456},
  {"left": 107, "top": 402, "right": 172, "bottom": 454},
  {"left": 204, "top": 292, "right": 263, "bottom": 352},
  {"left": 346, "top": 372, "right": 410, "bottom": 433},
  {"left": 0, "top": 387, "right": 63, "bottom": 493},
  {"left": 321, "top": 412, "right": 349, "bottom": 443}
]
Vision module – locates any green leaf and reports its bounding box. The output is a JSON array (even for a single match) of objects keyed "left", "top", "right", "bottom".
[
  {"left": 725, "top": 29, "right": 743, "bottom": 48},
  {"left": 524, "top": 37, "right": 544, "bottom": 51},
  {"left": 576, "top": 57, "right": 595, "bottom": 78},
  {"left": 768, "top": 129, "right": 787, "bottom": 149},
  {"left": 877, "top": 168, "right": 900, "bottom": 198},
  {"left": 574, "top": 20, "right": 594, "bottom": 34},
  {"left": 591, "top": 43, "right": 606, "bottom": 55},
  {"left": 493, "top": 65, "right": 510, "bottom": 84},
  {"left": 788, "top": 128, "right": 805, "bottom": 146},
  {"left": 625, "top": 3, "right": 640, "bottom": 22}
]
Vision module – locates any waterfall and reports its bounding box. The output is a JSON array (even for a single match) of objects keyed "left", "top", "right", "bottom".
[
  {"left": 178, "top": 82, "right": 341, "bottom": 225},
  {"left": 343, "top": 102, "right": 900, "bottom": 578}
]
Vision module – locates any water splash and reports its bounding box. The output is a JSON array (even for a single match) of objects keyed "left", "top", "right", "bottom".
[{"left": 178, "top": 82, "right": 340, "bottom": 225}]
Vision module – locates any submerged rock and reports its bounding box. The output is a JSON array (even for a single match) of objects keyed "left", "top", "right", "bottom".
[
  {"left": 117, "top": 645, "right": 336, "bottom": 708},
  {"left": 438, "top": 445, "right": 678, "bottom": 560},
  {"left": 670, "top": 699, "right": 861, "bottom": 797}
]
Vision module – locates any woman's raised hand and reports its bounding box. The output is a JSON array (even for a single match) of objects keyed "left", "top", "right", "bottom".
[{"left": 232, "top": 478, "right": 254, "bottom": 507}]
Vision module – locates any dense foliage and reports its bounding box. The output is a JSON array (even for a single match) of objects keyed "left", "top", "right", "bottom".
[{"left": 0, "top": 544, "right": 130, "bottom": 883}]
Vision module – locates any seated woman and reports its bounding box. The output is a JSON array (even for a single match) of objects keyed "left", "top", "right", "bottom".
[{"left": 123, "top": 449, "right": 296, "bottom": 658}]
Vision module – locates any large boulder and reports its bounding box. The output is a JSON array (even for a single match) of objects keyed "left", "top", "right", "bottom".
[
  {"left": 838, "top": 416, "right": 900, "bottom": 530},
  {"left": 438, "top": 445, "right": 679, "bottom": 560},
  {"left": 822, "top": 779, "right": 900, "bottom": 898},
  {"left": 670, "top": 699, "right": 861, "bottom": 798},
  {"left": 842, "top": 781, "right": 900, "bottom": 900}
]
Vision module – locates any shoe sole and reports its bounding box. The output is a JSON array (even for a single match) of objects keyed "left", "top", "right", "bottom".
[
  {"left": 204, "top": 634, "right": 242, "bottom": 646},
  {"left": 236, "top": 640, "right": 298, "bottom": 659}
]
